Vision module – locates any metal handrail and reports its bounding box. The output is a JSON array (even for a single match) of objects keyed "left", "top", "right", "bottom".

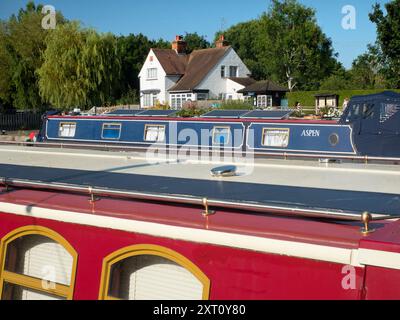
[
  {"left": 0, "top": 177, "right": 398, "bottom": 222},
  {"left": 1, "top": 140, "right": 400, "bottom": 163}
]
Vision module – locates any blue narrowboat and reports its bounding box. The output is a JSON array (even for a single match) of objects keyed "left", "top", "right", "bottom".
[{"left": 38, "top": 91, "right": 400, "bottom": 158}]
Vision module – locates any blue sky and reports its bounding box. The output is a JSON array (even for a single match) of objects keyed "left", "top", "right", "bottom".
[{"left": 0, "top": 0, "right": 391, "bottom": 68}]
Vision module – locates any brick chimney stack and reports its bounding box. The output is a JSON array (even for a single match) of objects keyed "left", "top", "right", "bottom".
[
  {"left": 172, "top": 35, "right": 187, "bottom": 54},
  {"left": 216, "top": 35, "right": 229, "bottom": 48}
]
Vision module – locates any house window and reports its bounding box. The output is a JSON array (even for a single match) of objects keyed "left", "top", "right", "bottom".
[
  {"left": 98, "top": 245, "right": 210, "bottom": 300},
  {"left": 147, "top": 68, "right": 157, "bottom": 80},
  {"left": 144, "top": 125, "right": 166, "bottom": 142},
  {"left": 58, "top": 123, "right": 76, "bottom": 138},
  {"left": 229, "top": 66, "right": 238, "bottom": 77},
  {"left": 212, "top": 126, "right": 230, "bottom": 145},
  {"left": 197, "top": 93, "right": 208, "bottom": 101},
  {"left": 221, "top": 66, "right": 226, "bottom": 78},
  {"left": 102, "top": 123, "right": 122, "bottom": 140},
  {"left": 0, "top": 226, "right": 77, "bottom": 300},
  {"left": 257, "top": 95, "right": 273, "bottom": 109},
  {"left": 262, "top": 128, "right": 290, "bottom": 148},
  {"left": 170, "top": 94, "right": 188, "bottom": 109},
  {"left": 143, "top": 94, "right": 156, "bottom": 107}
]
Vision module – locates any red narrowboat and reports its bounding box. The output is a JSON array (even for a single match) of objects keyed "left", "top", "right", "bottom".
[{"left": 0, "top": 140, "right": 399, "bottom": 300}]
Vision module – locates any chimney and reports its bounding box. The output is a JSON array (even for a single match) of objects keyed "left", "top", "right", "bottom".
[
  {"left": 216, "top": 35, "right": 229, "bottom": 48},
  {"left": 172, "top": 35, "right": 187, "bottom": 54}
]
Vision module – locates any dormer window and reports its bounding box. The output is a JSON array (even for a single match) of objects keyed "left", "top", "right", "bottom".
[{"left": 147, "top": 68, "right": 157, "bottom": 80}]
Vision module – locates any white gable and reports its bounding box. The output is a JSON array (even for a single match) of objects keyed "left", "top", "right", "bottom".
[
  {"left": 195, "top": 47, "right": 251, "bottom": 99},
  {"left": 139, "top": 50, "right": 169, "bottom": 107},
  {"left": 138, "top": 46, "right": 252, "bottom": 108}
]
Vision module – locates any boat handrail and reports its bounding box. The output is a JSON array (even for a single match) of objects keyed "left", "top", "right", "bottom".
[
  {"left": 0, "top": 177, "right": 398, "bottom": 223},
  {"left": 1, "top": 140, "right": 400, "bottom": 164}
]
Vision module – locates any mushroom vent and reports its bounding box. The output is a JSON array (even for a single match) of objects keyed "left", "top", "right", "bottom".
[{"left": 211, "top": 165, "right": 237, "bottom": 177}]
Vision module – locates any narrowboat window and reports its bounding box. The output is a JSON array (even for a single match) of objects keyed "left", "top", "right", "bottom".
[
  {"left": 98, "top": 245, "right": 210, "bottom": 300},
  {"left": 102, "top": 123, "right": 122, "bottom": 140},
  {"left": 0, "top": 226, "right": 77, "bottom": 300},
  {"left": 58, "top": 123, "right": 76, "bottom": 138},
  {"left": 380, "top": 103, "right": 400, "bottom": 123},
  {"left": 262, "top": 128, "right": 290, "bottom": 148},
  {"left": 212, "top": 127, "right": 230, "bottom": 145},
  {"left": 144, "top": 125, "right": 165, "bottom": 142}
]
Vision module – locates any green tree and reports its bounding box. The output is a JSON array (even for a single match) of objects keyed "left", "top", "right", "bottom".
[
  {"left": 0, "top": 2, "right": 65, "bottom": 110},
  {"left": 215, "top": 20, "right": 265, "bottom": 79},
  {"left": 115, "top": 34, "right": 155, "bottom": 103},
  {"left": 370, "top": 0, "right": 400, "bottom": 88},
  {"left": 320, "top": 67, "right": 351, "bottom": 91},
  {"left": 349, "top": 45, "right": 387, "bottom": 89},
  {"left": 215, "top": 0, "right": 338, "bottom": 91},
  {"left": 258, "top": 0, "right": 337, "bottom": 91},
  {"left": 183, "top": 32, "right": 210, "bottom": 53},
  {"left": 38, "top": 22, "right": 120, "bottom": 109}
]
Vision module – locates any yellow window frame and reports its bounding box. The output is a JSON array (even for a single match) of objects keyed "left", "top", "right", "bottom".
[
  {"left": 0, "top": 226, "right": 78, "bottom": 300},
  {"left": 98, "top": 244, "right": 210, "bottom": 300},
  {"left": 58, "top": 122, "right": 77, "bottom": 138}
]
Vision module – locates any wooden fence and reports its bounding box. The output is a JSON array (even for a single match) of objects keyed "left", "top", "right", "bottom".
[{"left": 0, "top": 113, "right": 42, "bottom": 131}]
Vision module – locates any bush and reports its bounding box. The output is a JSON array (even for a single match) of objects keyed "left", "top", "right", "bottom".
[
  {"left": 219, "top": 100, "right": 253, "bottom": 110},
  {"left": 116, "top": 88, "right": 139, "bottom": 105},
  {"left": 287, "top": 89, "right": 400, "bottom": 109}
]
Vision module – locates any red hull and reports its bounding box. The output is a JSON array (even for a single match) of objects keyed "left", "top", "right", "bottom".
[{"left": 1, "top": 188, "right": 399, "bottom": 300}]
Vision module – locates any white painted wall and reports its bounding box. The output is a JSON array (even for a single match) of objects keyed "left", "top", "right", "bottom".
[
  {"left": 139, "top": 47, "right": 252, "bottom": 106},
  {"left": 226, "top": 79, "right": 246, "bottom": 100},
  {"left": 165, "top": 75, "right": 181, "bottom": 107},
  {"left": 195, "top": 48, "right": 251, "bottom": 99},
  {"left": 139, "top": 50, "right": 167, "bottom": 108}
]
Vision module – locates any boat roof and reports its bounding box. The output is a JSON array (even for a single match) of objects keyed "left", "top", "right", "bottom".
[{"left": 0, "top": 145, "right": 399, "bottom": 218}]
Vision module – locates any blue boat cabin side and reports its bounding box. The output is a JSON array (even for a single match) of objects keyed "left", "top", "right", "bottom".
[
  {"left": 38, "top": 91, "right": 400, "bottom": 157},
  {"left": 41, "top": 117, "right": 356, "bottom": 155}
]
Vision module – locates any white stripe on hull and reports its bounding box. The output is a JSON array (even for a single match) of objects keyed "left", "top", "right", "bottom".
[
  {"left": 3, "top": 202, "right": 400, "bottom": 271},
  {"left": 0, "top": 202, "right": 363, "bottom": 267}
]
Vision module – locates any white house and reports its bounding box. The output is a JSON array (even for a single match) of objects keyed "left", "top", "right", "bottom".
[{"left": 138, "top": 35, "right": 254, "bottom": 109}]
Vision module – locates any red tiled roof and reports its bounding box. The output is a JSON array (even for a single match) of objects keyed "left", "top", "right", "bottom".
[
  {"left": 228, "top": 77, "right": 256, "bottom": 87},
  {"left": 150, "top": 46, "right": 232, "bottom": 92},
  {"left": 152, "top": 49, "right": 188, "bottom": 75}
]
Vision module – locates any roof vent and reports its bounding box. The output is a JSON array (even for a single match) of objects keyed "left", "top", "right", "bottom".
[
  {"left": 211, "top": 165, "right": 237, "bottom": 177},
  {"left": 319, "top": 158, "right": 342, "bottom": 164}
]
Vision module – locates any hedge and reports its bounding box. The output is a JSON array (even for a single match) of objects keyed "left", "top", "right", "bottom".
[{"left": 287, "top": 89, "right": 400, "bottom": 109}]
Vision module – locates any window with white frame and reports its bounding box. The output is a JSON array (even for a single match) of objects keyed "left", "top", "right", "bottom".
[
  {"left": 212, "top": 126, "right": 230, "bottom": 145},
  {"left": 257, "top": 95, "right": 273, "bottom": 109},
  {"left": 58, "top": 123, "right": 76, "bottom": 138},
  {"left": 147, "top": 68, "right": 157, "bottom": 80},
  {"left": 229, "top": 66, "right": 238, "bottom": 77},
  {"left": 262, "top": 128, "right": 290, "bottom": 148},
  {"left": 170, "top": 94, "right": 189, "bottom": 109},
  {"left": 144, "top": 125, "right": 166, "bottom": 142},
  {"left": 143, "top": 93, "right": 158, "bottom": 107},
  {"left": 102, "top": 123, "right": 121, "bottom": 140}
]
